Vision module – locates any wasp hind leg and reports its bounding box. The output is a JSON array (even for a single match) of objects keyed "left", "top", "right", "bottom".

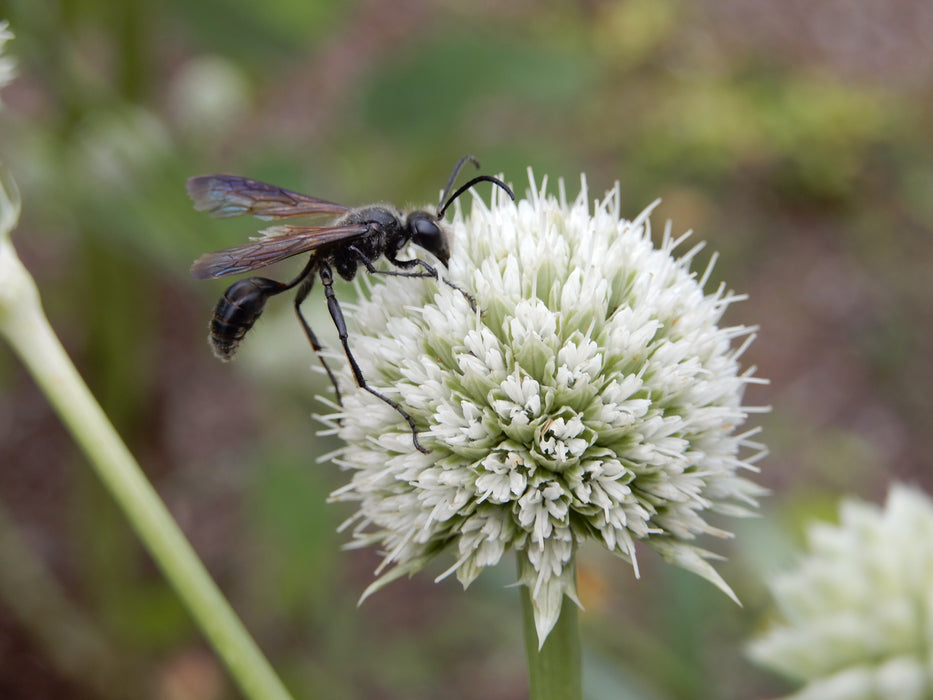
[
  {"left": 319, "top": 262, "right": 429, "bottom": 454},
  {"left": 293, "top": 274, "right": 344, "bottom": 406}
]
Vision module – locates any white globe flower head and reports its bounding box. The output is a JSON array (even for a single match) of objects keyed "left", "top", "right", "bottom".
[
  {"left": 324, "top": 170, "right": 768, "bottom": 645},
  {"left": 749, "top": 485, "right": 933, "bottom": 700}
]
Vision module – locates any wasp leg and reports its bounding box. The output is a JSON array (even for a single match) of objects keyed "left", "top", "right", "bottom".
[
  {"left": 319, "top": 263, "right": 429, "bottom": 454},
  {"left": 351, "top": 245, "right": 438, "bottom": 279},
  {"left": 258, "top": 256, "right": 342, "bottom": 404},
  {"left": 292, "top": 273, "right": 344, "bottom": 406},
  {"left": 439, "top": 278, "right": 477, "bottom": 312},
  {"left": 357, "top": 247, "right": 477, "bottom": 311}
]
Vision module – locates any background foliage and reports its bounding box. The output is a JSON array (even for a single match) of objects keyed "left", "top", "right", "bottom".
[{"left": 1, "top": 1, "right": 932, "bottom": 698}]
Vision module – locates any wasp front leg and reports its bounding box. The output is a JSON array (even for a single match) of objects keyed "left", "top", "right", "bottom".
[
  {"left": 361, "top": 247, "right": 477, "bottom": 311},
  {"left": 319, "top": 263, "right": 429, "bottom": 454}
]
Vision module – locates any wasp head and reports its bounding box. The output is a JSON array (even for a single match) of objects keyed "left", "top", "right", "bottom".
[{"left": 407, "top": 211, "right": 450, "bottom": 267}]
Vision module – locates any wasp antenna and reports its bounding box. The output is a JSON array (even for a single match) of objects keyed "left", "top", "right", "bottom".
[
  {"left": 438, "top": 175, "right": 515, "bottom": 219},
  {"left": 436, "top": 155, "right": 480, "bottom": 215}
]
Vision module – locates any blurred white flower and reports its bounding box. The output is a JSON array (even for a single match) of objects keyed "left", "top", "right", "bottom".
[
  {"left": 749, "top": 485, "right": 933, "bottom": 700},
  {"left": 324, "top": 170, "right": 767, "bottom": 644},
  {"left": 169, "top": 55, "right": 251, "bottom": 140},
  {"left": 73, "top": 107, "right": 172, "bottom": 189},
  {"left": 0, "top": 20, "right": 15, "bottom": 102}
]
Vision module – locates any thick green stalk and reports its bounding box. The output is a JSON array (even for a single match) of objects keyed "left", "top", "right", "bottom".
[
  {"left": 0, "top": 177, "right": 292, "bottom": 700},
  {"left": 521, "top": 583, "right": 582, "bottom": 700}
]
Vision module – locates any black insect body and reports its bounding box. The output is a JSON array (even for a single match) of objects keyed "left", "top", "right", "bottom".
[
  {"left": 189, "top": 156, "right": 513, "bottom": 453},
  {"left": 205, "top": 278, "right": 272, "bottom": 358}
]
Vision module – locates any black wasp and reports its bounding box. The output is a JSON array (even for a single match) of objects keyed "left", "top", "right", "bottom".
[{"left": 188, "top": 156, "right": 513, "bottom": 454}]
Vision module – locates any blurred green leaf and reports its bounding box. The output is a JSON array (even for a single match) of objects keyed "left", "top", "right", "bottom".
[
  {"left": 246, "top": 455, "right": 341, "bottom": 613},
  {"left": 360, "top": 34, "right": 597, "bottom": 141}
]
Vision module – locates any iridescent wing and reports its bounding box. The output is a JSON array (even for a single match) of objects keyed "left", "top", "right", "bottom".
[
  {"left": 190, "top": 224, "right": 369, "bottom": 279},
  {"left": 187, "top": 175, "right": 350, "bottom": 220}
]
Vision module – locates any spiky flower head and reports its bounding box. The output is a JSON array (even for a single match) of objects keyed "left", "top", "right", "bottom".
[
  {"left": 323, "top": 171, "right": 767, "bottom": 644},
  {"left": 749, "top": 485, "right": 933, "bottom": 700}
]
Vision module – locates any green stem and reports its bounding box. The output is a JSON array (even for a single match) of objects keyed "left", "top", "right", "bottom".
[
  {"left": 0, "top": 184, "right": 292, "bottom": 700},
  {"left": 521, "top": 581, "right": 582, "bottom": 700}
]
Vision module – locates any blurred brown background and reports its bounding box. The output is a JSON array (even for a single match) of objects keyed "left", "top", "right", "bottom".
[{"left": 1, "top": 1, "right": 931, "bottom": 698}]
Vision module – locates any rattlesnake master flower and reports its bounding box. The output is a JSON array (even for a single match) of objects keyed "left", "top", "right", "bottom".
[
  {"left": 749, "top": 485, "right": 933, "bottom": 700},
  {"left": 324, "top": 171, "right": 767, "bottom": 644}
]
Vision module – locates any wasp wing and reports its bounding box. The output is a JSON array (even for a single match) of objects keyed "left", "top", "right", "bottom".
[
  {"left": 190, "top": 224, "right": 369, "bottom": 279},
  {"left": 187, "top": 175, "right": 350, "bottom": 220}
]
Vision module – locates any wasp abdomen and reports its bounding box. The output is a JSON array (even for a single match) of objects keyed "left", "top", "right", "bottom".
[{"left": 209, "top": 277, "right": 285, "bottom": 360}]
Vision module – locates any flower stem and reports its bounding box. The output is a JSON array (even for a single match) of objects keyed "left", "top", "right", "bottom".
[
  {"left": 0, "top": 186, "right": 292, "bottom": 699},
  {"left": 521, "top": 582, "right": 582, "bottom": 700}
]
